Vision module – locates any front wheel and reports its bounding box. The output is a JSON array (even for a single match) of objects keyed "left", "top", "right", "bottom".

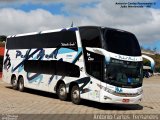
[
  {"left": 18, "top": 77, "right": 25, "bottom": 92},
  {"left": 57, "top": 83, "right": 68, "bottom": 101},
  {"left": 71, "top": 85, "right": 81, "bottom": 104}
]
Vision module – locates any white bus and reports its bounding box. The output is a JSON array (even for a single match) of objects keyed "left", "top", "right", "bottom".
[{"left": 3, "top": 26, "right": 143, "bottom": 104}]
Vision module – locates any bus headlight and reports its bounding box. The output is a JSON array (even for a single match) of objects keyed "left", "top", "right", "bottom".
[{"left": 137, "top": 89, "right": 143, "bottom": 95}]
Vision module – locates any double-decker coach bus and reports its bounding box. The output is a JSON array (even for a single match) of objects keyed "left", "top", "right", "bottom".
[{"left": 3, "top": 26, "right": 143, "bottom": 104}]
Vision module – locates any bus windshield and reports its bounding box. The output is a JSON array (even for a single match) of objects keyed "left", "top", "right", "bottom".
[
  {"left": 104, "top": 59, "right": 143, "bottom": 88},
  {"left": 104, "top": 29, "right": 141, "bottom": 56}
]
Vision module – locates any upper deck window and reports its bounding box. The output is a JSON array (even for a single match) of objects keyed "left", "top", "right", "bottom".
[
  {"left": 6, "top": 31, "right": 77, "bottom": 51},
  {"left": 104, "top": 29, "right": 141, "bottom": 56}
]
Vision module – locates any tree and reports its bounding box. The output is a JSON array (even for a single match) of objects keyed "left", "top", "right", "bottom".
[
  {"left": 0, "top": 35, "right": 6, "bottom": 42},
  {"left": 153, "top": 47, "right": 157, "bottom": 53},
  {"left": 143, "top": 58, "right": 150, "bottom": 66}
]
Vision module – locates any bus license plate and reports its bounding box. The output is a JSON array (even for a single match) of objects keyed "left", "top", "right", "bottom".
[{"left": 122, "top": 99, "right": 130, "bottom": 103}]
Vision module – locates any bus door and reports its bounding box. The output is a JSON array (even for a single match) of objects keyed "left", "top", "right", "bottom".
[
  {"left": 79, "top": 27, "right": 104, "bottom": 101},
  {"left": 84, "top": 50, "right": 104, "bottom": 101}
]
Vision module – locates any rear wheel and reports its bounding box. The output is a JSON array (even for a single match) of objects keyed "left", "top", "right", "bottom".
[
  {"left": 57, "top": 83, "right": 67, "bottom": 101},
  {"left": 71, "top": 85, "right": 81, "bottom": 104},
  {"left": 11, "top": 76, "right": 18, "bottom": 90},
  {"left": 18, "top": 77, "right": 25, "bottom": 92}
]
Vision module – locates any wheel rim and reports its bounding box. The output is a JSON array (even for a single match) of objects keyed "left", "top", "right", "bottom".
[
  {"left": 72, "top": 89, "right": 79, "bottom": 99},
  {"left": 12, "top": 79, "right": 17, "bottom": 86},
  {"left": 59, "top": 87, "right": 66, "bottom": 96},
  {"left": 19, "top": 81, "right": 23, "bottom": 89}
]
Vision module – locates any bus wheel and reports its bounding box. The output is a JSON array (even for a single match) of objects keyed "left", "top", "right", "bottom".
[
  {"left": 18, "top": 77, "right": 25, "bottom": 92},
  {"left": 11, "top": 76, "right": 18, "bottom": 90},
  {"left": 71, "top": 85, "right": 81, "bottom": 104},
  {"left": 57, "top": 83, "right": 67, "bottom": 101}
]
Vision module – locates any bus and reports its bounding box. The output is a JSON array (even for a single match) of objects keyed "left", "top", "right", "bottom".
[{"left": 3, "top": 26, "right": 143, "bottom": 104}]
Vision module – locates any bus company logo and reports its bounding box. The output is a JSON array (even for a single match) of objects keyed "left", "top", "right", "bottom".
[
  {"left": 16, "top": 49, "right": 59, "bottom": 59},
  {"left": 118, "top": 55, "right": 136, "bottom": 61},
  {"left": 115, "top": 87, "right": 123, "bottom": 93},
  {"left": 61, "top": 42, "right": 76, "bottom": 47}
]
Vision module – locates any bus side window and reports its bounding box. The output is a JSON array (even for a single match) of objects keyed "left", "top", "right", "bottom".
[
  {"left": 6, "top": 31, "right": 77, "bottom": 51},
  {"left": 24, "top": 60, "right": 80, "bottom": 77}
]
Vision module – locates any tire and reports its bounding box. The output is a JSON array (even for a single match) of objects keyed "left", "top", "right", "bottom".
[
  {"left": 57, "top": 83, "right": 67, "bottom": 101},
  {"left": 18, "top": 77, "right": 25, "bottom": 92},
  {"left": 71, "top": 85, "right": 81, "bottom": 104},
  {"left": 11, "top": 76, "right": 18, "bottom": 90}
]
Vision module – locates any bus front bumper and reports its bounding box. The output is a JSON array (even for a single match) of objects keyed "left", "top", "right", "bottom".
[{"left": 100, "top": 93, "right": 143, "bottom": 104}]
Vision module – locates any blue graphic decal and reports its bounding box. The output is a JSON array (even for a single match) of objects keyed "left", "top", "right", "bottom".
[
  {"left": 27, "top": 73, "right": 43, "bottom": 83},
  {"left": 58, "top": 48, "right": 76, "bottom": 54},
  {"left": 36, "top": 49, "right": 45, "bottom": 60},
  {"left": 72, "top": 48, "right": 82, "bottom": 64},
  {"left": 65, "top": 77, "right": 90, "bottom": 94},
  {"left": 18, "top": 65, "right": 24, "bottom": 73},
  {"left": 48, "top": 75, "right": 59, "bottom": 85},
  {"left": 48, "top": 75, "right": 54, "bottom": 85},
  {"left": 4, "top": 50, "right": 11, "bottom": 70},
  {"left": 127, "top": 77, "right": 132, "bottom": 84}
]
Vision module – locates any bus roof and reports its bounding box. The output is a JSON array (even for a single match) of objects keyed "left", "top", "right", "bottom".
[{"left": 7, "top": 26, "right": 132, "bottom": 38}]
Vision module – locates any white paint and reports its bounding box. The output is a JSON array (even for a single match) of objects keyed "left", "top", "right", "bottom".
[{"left": 142, "top": 54, "right": 155, "bottom": 70}]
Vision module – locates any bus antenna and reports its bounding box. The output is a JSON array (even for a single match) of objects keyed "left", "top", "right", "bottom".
[{"left": 71, "top": 21, "right": 73, "bottom": 27}]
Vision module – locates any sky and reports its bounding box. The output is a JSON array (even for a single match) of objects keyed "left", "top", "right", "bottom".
[{"left": 0, "top": 0, "right": 160, "bottom": 53}]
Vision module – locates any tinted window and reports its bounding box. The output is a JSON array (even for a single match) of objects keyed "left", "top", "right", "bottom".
[
  {"left": 6, "top": 31, "right": 77, "bottom": 51},
  {"left": 79, "top": 28, "right": 102, "bottom": 48},
  {"left": 104, "top": 29, "right": 141, "bottom": 56},
  {"left": 24, "top": 60, "right": 80, "bottom": 77}
]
